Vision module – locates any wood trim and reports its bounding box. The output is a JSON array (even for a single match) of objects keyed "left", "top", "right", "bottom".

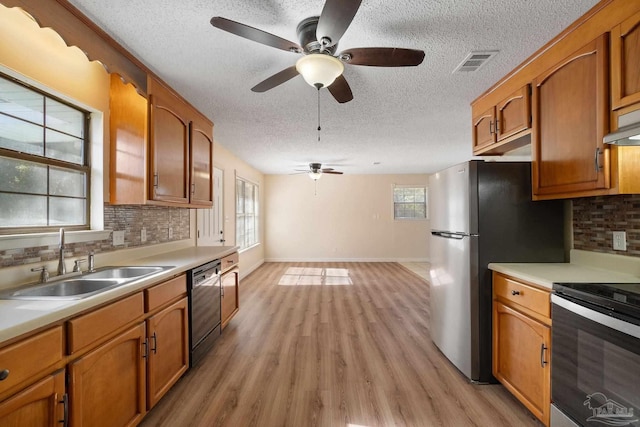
[{"left": 3, "top": 0, "right": 147, "bottom": 91}]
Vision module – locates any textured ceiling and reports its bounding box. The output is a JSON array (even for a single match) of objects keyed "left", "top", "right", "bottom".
[{"left": 66, "top": 0, "right": 599, "bottom": 175}]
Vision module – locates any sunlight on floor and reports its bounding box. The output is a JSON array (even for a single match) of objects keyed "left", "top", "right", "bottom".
[
  {"left": 278, "top": 267, "right": 353, "bottom": 286},
  {"left": 399, "top": 262, "right": 429, "bottom": 281}
]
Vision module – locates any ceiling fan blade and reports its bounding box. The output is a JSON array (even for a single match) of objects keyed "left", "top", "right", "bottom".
[
  {"left": 321, "top": 168, "right": 335, "bottom": 172},
  {"left": 211, "top": 17, "right": 302, "bottom": 53},
  {"left": 328, "top": 75, "right": 353, "bottom": 103},
  {"left": 340, "top": 47, "right": 425, "bottom": 67},
  {"left": 323, "top": 170, "right": 343, "bottom": 174},
  {"left": 251, "top": 66, "right": 300, "bottom": 92},
  {"left": 316, "top": 0, "right": 363, "bottom": 48}
]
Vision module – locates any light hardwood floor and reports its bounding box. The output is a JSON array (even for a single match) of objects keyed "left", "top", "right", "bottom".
[{"left": 141, "top": 262, "right": 542, "bottom": 427}]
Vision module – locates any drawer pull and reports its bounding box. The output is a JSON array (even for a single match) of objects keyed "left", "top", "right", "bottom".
[
  {"left": 0, "top": 369, "right": 9, "bottom": 380},
  {"left": 511, "top": 290, "right": 520, "bottom": 296}
]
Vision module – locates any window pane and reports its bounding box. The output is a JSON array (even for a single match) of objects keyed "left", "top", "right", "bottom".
[
  {"left": 49, "top": 197, "right": 85, "bottom": 226},
  {"left": 50, "top": 167, "right": 85, "bottom": 197},
  {"left": 0, "top": 78, "right": 44, "bottom": 124},
  {"left": 45, "top": 98, "right": 84, "bottom": 137},
  {"left": 0, "top": 193, "right": 47, "bottom": 227},
  {"left": 245, "top": 184, "right": 254, "bottom": 214},
  {"left": 236, "top": 180, "right": 244, "bottom": 213},
  {"left": 45, "top": 129, "right": 83, "bottom": 164},
  {"left": 0, "top": 114, "right": 44, "bottom": 155},
  {"left": 0, "top": 156, "right": 47, "bottom": 194}
]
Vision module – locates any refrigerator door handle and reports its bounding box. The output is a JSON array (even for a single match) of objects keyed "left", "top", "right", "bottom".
[{"left": 431, "top": 231, "right": 471, "bottom": 240}]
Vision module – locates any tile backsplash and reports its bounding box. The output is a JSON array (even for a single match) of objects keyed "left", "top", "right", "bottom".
[
  {"left": 0, "top": 204, "right": 191, "bottom": 268},
  {"left": 573, "top": 194, "right": 640, "bottom": 257}
]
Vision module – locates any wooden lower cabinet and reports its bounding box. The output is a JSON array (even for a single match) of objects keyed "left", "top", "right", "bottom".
[
  {"left": 146, "top": 297, "right": 189, "bottom": 409},
  {"left": 68, "top": 323, "right": 147, "bottom": 427},
  {"left": 221, "top": 267, "right": 239, "bottom": 329},
  {"left": 493, "top": 300, "right": 551, "bottom": 426},
  {"left": 0, "top": 369, "right": 66, "bottom": 427}
]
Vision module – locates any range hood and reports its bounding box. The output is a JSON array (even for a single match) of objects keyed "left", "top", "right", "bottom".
[{"left": 604, "top": 109, "right": 640, "bottom": 146}]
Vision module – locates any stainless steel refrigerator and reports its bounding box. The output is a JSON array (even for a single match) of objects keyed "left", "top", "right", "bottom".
[{"left": 428, "top": 160, "right": 565, "bottom": 383}]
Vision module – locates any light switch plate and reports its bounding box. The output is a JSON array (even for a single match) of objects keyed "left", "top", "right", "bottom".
[
  {"left": 612, "top": 231, "right": 627, "bottom": 251},
  {"left": 113, "top": 230, "right": 125, "bottom": 246}
]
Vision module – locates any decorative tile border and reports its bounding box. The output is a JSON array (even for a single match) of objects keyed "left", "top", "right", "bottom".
[
  {"left": 573, "top": 194, "right": 640, "bottom": 257},
  {"left": 0, "top": 204, "right": 191, "bottom": 267}
]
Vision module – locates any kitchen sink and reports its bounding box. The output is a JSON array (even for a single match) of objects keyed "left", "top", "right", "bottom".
[
  {"left": 83, "top": 266, "right": 166, "bottom": 280},
  {"left": 0, "top": 265, "right": 173, "bottom": 300}
]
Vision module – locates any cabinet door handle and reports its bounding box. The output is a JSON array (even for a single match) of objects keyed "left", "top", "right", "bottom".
[
  {"left": 511, "top": 290, "right": 520, "bottom": 296},
  {"left": 489, "top": 120, "right": 494, "bottom": 135},
  {"left": 0, "top": 369, "right": 9, "bottom": 381},
  {"left": 540, "top": 344, "right": 548, "bottom": 368},
  {"left": 495, "top": 119, "right": 500, "bottom": 134},
  {"left": 59, "top": 393, "right": 69, "bottom": 427},
  {"left": 594, "top": 147, "right": 603, "bottom": 172},
  {"left": 151, "top": 332, "right": 157, "bottom": 354},
  {"left": 191, "top": 183, "right": 196, "bottom": 194},
  {"left": 153, "top": 174, "right": 159, "bottom": 188},
  {"left": 142, "top": 338, "right": 149, "bottom": 359}
]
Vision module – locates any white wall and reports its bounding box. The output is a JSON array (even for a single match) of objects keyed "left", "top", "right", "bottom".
[
  {"left": 264, "top": 174, "right": 430, "bottom": 262},
  {"left": 213, "top": 142, "right": 265, "bottom": 276}
]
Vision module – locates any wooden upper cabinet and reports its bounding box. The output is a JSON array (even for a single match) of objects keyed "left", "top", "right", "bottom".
[
  {"left": 148, "top": 77, "right": 190, "bottom": 205},
  {"left": 496, "top": 85, "right": 531, "bottom": 141},
  {"left": 189, "top": 113, "right": 214, "bottom": 207},
  {"left": 532, "top": 33, "right": 609, "bottom": 198},
  {"left": 472, "top": 85, "right": 531, "bottom": 155},
  {"left": 472, "top": 107, "right": 496, "bottom": 153},
  {"left": 611, "top": 10, "right": 640, "bottom": 110}
]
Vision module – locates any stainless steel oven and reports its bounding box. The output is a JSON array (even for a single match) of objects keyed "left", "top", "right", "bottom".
[
  {"left": 551, "top": 283, "right": 640, "bottom": 427},
  {"left": 188, "top": 259, "right": 221, "bottom": 367}
]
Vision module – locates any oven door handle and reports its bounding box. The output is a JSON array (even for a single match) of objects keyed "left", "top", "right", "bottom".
[{"left": 552, "top": 294, "right": 640, "bottom": 339}]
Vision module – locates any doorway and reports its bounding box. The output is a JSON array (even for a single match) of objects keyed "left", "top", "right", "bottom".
[{"left": 197, "top": 167, "right": 224, "bottom": 246}]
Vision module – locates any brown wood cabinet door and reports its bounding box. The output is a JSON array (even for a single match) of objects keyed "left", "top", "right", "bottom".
[
  {"left": 146, "top": 297, "right": 189, "bottom": 409},
  {"left": 496, "top": 85, "right": 531, "bottom": 141},
  {"left": 221, "top": 268, "right": 239, "bottom": 329},
  {"left": 0, "top": 370, "right": 66, "bottom": 427},
  {"left": 68, "top": 323, "right": 146, "bottom": 427},
  {"left": 472, "top": 107, "right": 496, "bottom": 153},
  {"left": 612, "top": 11, "right": 640, "bottom": 110},
  {"left": 493, "top": 301, "right": 550, "bottom": 426},
  {"left": 532, "top": 34, "right": 609, "bottom": 198},
  {"left": 149, "top": 81, "right": 190, "bottom": 204},
  {"left": 189, "top": 116, "right": 213, "bottom": 207}
]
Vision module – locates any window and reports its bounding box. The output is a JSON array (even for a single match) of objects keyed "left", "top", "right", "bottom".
[
  {"left": 236, "top": 177, "right": 259, "bottom": 250},
  {"left": 393, "top": 185, "right": 427, "bottom": 220},
  {"left": 0, "top": 74, "right": 89, "bottom": 233}
]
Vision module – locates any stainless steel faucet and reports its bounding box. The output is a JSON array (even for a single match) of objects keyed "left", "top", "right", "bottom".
[{"left": 57, "top": 228, "right": 66, "bottom": 275}]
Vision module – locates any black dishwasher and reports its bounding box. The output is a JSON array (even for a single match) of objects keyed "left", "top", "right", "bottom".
[{"left": 187, "top": 259, "right": 221, "bottom": 367}]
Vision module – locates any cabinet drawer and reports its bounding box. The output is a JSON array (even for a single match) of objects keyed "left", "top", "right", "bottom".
[
  {"left": 0, "top": 327, "right": 63, "bottom": 396},
  {"left": 221, "top": 252, "right": 239, "bottom": 272},
  {"left": 68, "top": 292, "right": 144, "bottom": 355},
  {"left": 145, "top": 274, "right": 187, "bottom": 313},
  {"left": 494, "top": 274, "right": 550, "bottom": 318}
]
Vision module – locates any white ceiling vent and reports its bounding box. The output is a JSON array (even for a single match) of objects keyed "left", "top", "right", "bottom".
[{"left": 453, "top": 50, "right": 499, "bottom": 73}]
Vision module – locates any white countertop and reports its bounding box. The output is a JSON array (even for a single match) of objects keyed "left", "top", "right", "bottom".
[
  {"left": 0, "top": 246, "right": 238, "bottom": 344},
  {"left": 488, "top": 262, "right": 640, "bottom": 289}
]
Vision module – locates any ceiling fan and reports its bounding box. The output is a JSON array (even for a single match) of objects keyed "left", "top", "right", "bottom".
[
  {"left": 294, "top": 163, "right": 344, "bottom": 180},
  {"left": 210, "top": 0, "right": 425, "bottom": 103}
]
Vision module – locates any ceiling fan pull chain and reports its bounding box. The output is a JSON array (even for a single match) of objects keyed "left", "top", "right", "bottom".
[{"left": 317, "top": 86, "right": 321, "bottom": 142}]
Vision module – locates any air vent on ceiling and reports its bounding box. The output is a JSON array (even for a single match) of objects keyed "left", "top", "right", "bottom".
[{"left": 453, "top": 50, "right": 499, "bottom": 73}]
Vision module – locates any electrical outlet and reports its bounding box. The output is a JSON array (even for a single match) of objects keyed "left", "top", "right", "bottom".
[
  {"left": 612, "top": 231, "right": 627, "bottom": 251},
  {"left": 112, "top": 230, "right": 125, "bottom": 246},
  {"left": 141, "top": 228, "right": 147, "bottom": 243},
  {"left": 168, "top": 227, "right": 173, "bottom": 239}
]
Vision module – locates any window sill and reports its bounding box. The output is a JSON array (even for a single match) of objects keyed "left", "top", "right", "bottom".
[
  {"left": 0, "top": 229, "right": 112, "bottom": 251},
  {"left": 239, "top": 242, "right": 261, "bottom": 254}
]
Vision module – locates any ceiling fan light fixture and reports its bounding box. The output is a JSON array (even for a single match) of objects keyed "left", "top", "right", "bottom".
[
  {"left": 296, "top": 54, "right": 344, "bottom": 88},
  {"left": 308, "top": 171, "right": 322, "bottom": 180}
]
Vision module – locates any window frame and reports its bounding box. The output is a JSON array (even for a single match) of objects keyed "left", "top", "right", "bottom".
[
  {"left": 393, "top": 184, "right": 428, "bottom": 221},
  {"left": 0, "top": 73, "right": 91, "bottom": 234},
  {"left": 235, "top": 176, "right": 259, "bottom": 251}
]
